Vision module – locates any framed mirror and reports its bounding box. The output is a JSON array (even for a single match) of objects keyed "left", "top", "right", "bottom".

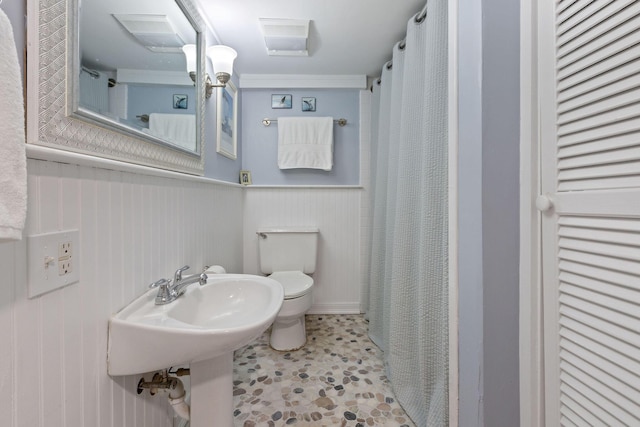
[{"left": 26, "top": 0, "right": 206, "bottom": 175}]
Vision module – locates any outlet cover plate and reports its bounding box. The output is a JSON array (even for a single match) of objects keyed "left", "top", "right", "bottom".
[{"left": 28, "top": 229, "right": 80, "bottom": 298}]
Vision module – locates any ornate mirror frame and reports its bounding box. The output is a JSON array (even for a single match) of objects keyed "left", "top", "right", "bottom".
[{"left": 26, "top": 0, "right": 206, "bottom": 175}]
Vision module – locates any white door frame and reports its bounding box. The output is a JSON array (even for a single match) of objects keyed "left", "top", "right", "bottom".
[
  {"left": 448, "top": 0, "right": 460, "bottom": 425},
  {"left": 519, "top": 0, "right": 545, "bottom": 426}
]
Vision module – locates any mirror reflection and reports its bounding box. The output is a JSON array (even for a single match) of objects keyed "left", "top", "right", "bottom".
[{"left": 77, "top": 0, "right": 199, "bottom": 153}]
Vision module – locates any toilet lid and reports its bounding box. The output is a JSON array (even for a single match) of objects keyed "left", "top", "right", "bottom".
[{"left": 269, "top": 271, "right": 314, "bottom": 299}]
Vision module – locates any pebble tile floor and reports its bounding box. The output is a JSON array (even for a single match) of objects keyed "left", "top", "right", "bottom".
[{"left": 232, "top": 314, "right": 416, "bottom": 427}]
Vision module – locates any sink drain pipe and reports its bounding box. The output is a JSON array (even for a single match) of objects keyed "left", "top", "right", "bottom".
[
  {"left": 138, "top": 369, "right": 190, "bottom": 421},
  {"left": 167, "top": 378, "right": 189, "bottom": 421}
]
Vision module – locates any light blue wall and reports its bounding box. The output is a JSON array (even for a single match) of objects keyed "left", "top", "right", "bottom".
[
  {"left": 240, "top": 89, "right": 360, "bottom": 186},
  {"left": 1, "top": 1, "right": 24, "bottom": 73},
  {"left": 457, "top": 0, "right": 520, "bottom": 425},
  {"left": 481, "top": 0, "right": 520, "bottom": 424},
  {"left": 202, "top": 27, "right": 243, "bottom": 182},
  {"left": 128, "top": 85, "right": 196, "bottom": 124}
]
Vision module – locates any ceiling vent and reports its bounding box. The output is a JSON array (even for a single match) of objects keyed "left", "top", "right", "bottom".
[
  {"left": 112, "top": 14, "right": 186, "bottom": 53},
  {"left": 259, "top": 18, "right": 309, "bottom": 56}
]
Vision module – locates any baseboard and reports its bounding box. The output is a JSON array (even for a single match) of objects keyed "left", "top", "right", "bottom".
[{"left": 308, "top": 303, "right": 361, "bottom": 315}]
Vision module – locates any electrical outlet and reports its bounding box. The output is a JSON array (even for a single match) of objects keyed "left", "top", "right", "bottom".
[
  {"left": 59, "top": 258, "right": 72, "bottom": 276},
  {"left": 58, "top": 240, "right": 73, "bottom": 276},
  {"left": 28, "top": 229, "right": 80, "bottom": 298},
  {"left": 59, "top": 241, "right": 72, "bottom": 259}
]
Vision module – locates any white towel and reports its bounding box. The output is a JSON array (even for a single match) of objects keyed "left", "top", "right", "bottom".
[
  {"left": 148, "top": 113, "right": 196, "bottom": 151},
  {"left": 278, "top": 117, "right": 333, "bottom": 171},
  {"left": 0, "top": 9, "right": 27, "bottom": 242}
]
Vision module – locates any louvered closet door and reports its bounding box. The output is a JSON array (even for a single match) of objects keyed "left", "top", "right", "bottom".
[{"left": 540, "top": 1, "right": 640, "bottom": 425}]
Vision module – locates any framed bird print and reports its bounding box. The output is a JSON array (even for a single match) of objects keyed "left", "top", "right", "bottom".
[
  {"left": 173, "top": 94, "right": 188, "bottom": 109},
  {"left": 271, "top": 94, "right": 292, "bottom": 109},
  {"left": 302, "top": 97, "right": 316, "bottom": 112}
]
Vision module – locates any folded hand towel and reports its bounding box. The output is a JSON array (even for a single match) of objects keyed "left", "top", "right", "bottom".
[
  {"left": 0, "top": 9, "right": 27, "bottom": 242},
  {"left": 278, "top": 117, "right": 333, "bottom": 171}
]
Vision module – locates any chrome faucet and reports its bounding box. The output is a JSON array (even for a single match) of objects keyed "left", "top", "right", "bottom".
[
  {"left": 149, "top": 265, "right": 208, "bottom": 305},
  {"left": 170, "top": 265, "right": 208, "bottom": 297}
]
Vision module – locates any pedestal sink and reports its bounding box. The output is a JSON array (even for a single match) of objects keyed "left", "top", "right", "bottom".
[{"left": 107, "top": 274, "right": 284, "bottom": 426}]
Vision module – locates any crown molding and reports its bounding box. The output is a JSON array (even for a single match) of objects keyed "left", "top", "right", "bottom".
[{"left": 239, "top": 74, "right": 367, "bottom": 89}]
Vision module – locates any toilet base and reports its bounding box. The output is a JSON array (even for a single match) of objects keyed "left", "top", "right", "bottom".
[{"left": 270, "top": 315, "right": 307, "bottom": 351}]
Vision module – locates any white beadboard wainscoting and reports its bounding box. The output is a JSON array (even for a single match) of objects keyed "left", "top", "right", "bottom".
[
  {"left": 0, "top": 158, "right": 244, "bottom": 427},
  {"left": 243, "top": 187, "right": 363, "bottom": 314}
]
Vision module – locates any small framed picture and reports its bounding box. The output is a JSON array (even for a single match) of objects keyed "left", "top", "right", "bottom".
[
  {"left": 173, "top": 94, "right": 188, "bottom": 109},
  {"left": 271, "top": 94, "right": 292, "bottom": 109},
  {"left": 302, "top": 97, "right": 316, "bottom": 112},
  {"left": 240, "top": 170, "right": 252, "bottom": 185}
]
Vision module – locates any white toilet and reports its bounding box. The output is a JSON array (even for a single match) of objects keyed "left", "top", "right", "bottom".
[{"left": 257, "top": 227, "right": 319, "bottom": 351}]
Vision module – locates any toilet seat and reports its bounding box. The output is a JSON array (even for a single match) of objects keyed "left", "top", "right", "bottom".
[{"left": 269, "top": 271, "right": 313, "bottom": 299}]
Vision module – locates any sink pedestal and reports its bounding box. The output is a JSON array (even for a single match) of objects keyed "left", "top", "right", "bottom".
[{"left": 190, "top": 354, "right": 234, "bottom": 427}]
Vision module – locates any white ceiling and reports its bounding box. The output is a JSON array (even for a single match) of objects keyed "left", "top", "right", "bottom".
[
  {"left": 80, "top": 0, "right": 426, "bottom": 81},
  {"left": 197, "top": 0, "right": 427, "bottom": 78},
  {"left": 81, "top": 0, "right": 196, "bottom": 72}
]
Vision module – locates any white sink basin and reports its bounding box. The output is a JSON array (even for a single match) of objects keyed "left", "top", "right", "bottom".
[{"left": 107, "top": 274, "right": 284, "bottom": 376}]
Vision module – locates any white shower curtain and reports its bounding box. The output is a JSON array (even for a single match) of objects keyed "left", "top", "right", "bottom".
[
  {"left": 79, "top": 68, "right": 109, "bottom": 113},
  {"left": 368, "top": 46, "right": 405, "bottom": 352},
  {"left": 368, "top": 60, "right": 393, "bottom": 350},
  {"left": 367, "top": 0, "right": 448, "bottom": 425}
]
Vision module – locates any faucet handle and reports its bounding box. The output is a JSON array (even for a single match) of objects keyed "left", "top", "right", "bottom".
[
  {"left": 149, "top": 278, "right": 172, "bottom": 305},
  {"left": 174, "top": 265, "right": 190, "bottom": 281},
  {"left": 199, "top": 273, "right": 208, "bottom": 286},
  {"left": 149, "top": 278, "right": 170, "bottom": 289}
]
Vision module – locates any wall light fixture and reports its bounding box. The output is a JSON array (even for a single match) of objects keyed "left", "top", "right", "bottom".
[{"left": 181, "top": 44, "right": 237, "bottom": 99}]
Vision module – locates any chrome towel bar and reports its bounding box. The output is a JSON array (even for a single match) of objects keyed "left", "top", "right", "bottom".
[{"left": 261, "top": 118, "right": 347, "bottom": 127}]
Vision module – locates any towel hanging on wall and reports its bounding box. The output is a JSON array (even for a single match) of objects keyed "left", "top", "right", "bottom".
[
  {"left": 277, "top": 116, "right": 333, "bottom": 171},
  {"left": 0, "top": 9, "right": 27, "bottom": 242},
  {"left": 148, "top": 113, "right": 196, "bottom": 151}
]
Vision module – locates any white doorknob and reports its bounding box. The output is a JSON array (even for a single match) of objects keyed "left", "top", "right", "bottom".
[{"left": 536, "top": 195, "right": 553, "bottom": 212}]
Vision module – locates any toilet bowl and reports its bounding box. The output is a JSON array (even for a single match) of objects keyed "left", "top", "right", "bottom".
[
  {"left": 268, "top": 271, "right": 314, "bottom": 351},
  {"left": 256, "top": 227, "right": 319, "bottom": 351}
]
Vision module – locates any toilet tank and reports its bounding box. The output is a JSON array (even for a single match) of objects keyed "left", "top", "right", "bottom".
[{"left": 257, "top": 227, "right": 319, "bottom": 275}]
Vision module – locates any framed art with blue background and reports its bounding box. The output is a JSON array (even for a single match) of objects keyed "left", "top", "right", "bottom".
[
  {"left": 173, "top": 94, "right": 188, "bottom": 109},
  {"left": 271, "top": 94, "right": 292, "bottom": 109},
  {"left": 216, "top": 81, "right": 237, "bottom": 159},
  {"left": 302, "top": 97, "right": 316, "bottom": 112}
]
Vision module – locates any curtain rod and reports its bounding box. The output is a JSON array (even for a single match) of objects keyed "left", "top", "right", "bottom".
[
  {"left": 416, "top": 1, "right": 428, "bottom": 24},
  {"left": 383, "top": 1, "right": 428, "bottom": 73},
  {"left": 262, "top": 118, "right": 347, "bottom": 127},
  {"left": 370, "top": 0, "right": 427, "bottom": 90},
  {"left": 81, "top": 66, "right": 100, "bottom": 79}
]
